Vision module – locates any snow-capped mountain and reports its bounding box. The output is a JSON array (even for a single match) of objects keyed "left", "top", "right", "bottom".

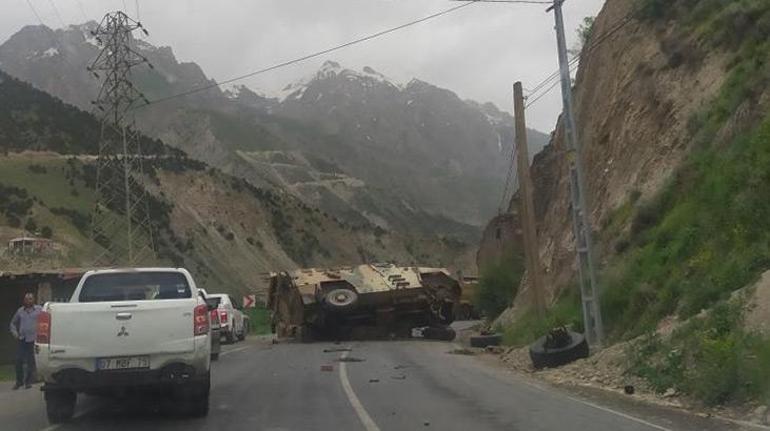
[{"left": 0, "top": 24, "right": 548, "bottom": 228}]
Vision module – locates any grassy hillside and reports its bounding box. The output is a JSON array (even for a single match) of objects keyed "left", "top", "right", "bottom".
[{"left": 0, "top": 67, "right": 473, "bottom": 298}]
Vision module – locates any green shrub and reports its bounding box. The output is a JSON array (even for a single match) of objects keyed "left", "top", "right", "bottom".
[
  {"left": 501, "top": 288, "right": 584, "bottom": 347},
  {"left": 474, "top": 250, "right": 524, "bottom": 319},
  {"left": 627, "top": 301, "right": 770, "bottom": 405}
]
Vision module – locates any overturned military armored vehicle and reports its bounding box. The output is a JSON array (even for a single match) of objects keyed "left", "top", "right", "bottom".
[{"left": 267, "top": 264, "right": 461, "bottom": 341}]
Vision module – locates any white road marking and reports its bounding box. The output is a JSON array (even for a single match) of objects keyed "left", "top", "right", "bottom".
[{"left": 338, "top": 350, "right": 381, "bottom": 431}]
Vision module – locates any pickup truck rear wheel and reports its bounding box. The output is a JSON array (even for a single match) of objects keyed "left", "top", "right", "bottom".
[
  {"left": 224, "top": 329, "right": 235, "bottom": 344},
  {"left": 175, "top": 375, "right": 210, "bottom": 417},
  {"left": 45, "top": 388, "right": 76, "bottom": 424}
]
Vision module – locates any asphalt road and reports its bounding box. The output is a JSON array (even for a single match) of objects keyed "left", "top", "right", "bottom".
[{"left": 0, "top": 337, "right": 759, "bottom": 431}]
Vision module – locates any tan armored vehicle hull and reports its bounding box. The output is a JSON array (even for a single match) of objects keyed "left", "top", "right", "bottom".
[{"left": 267, "top": 264, "right": 461, "bottom": 341}]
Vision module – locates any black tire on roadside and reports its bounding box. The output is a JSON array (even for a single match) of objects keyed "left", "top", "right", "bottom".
[
  {"left": 528, "top": 331, "right": 589, "bottom": 370},
  {"left": 45, "top": 388, "right": 76, "bottom": 424},
  {"left": 469, "top": 334, "right": 502, "bottom": 348}
]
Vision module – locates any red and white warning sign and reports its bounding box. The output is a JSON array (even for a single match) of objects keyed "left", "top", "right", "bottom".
[{"left": 243, "top": 294, "right": 256, "bottom": 308}]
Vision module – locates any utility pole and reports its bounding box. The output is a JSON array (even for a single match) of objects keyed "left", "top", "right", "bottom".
[
  {"left": 549, "top": 0, "right": 604, "bottom": 346},
  {"left": 513, "top": 82, "right": 545, "bottom": 317},
  {"left": 88, "top": 11, "right": 155, "bottom": 266}
]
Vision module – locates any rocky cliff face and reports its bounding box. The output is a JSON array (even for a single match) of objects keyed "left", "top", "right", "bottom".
[{"left": 481, "top": 0, "right": 760, "bottom": 313}]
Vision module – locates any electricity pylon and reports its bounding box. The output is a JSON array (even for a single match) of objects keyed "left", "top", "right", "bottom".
[{"left": 88, "top": 11, "right": 155, "bottom": 266}]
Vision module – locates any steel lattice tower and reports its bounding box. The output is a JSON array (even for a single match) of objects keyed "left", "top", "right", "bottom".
[{"left": 88, "top": 11, "right": 155, "bottom": 266}]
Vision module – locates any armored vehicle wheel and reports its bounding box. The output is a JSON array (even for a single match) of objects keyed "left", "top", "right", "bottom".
[
  {"left": 469, "top": 334, "right": 502, "bottom": 348},
  {"left": 529, "top": 328, "right": 589, "bottom": 370},
  {"left": 323, "top": 288, "right": 358, "bottom": 310}
]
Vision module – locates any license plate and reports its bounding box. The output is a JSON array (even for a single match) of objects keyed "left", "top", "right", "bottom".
[{"left": 97, "top": 356, "right": 150, "bottom": 370}]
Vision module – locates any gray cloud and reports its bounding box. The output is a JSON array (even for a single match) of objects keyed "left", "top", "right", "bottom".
[{"left": 1, "top": 0, "right": 604, "bottom": 131}]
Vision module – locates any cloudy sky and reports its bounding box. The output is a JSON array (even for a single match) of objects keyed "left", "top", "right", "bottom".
[{"left": 1, "top": 0, "right": 605, "bottom": 132}]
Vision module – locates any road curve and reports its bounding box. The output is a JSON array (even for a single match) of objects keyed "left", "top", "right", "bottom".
[{"left": 0, "top": 337, "right": 754, "bottom": 431}]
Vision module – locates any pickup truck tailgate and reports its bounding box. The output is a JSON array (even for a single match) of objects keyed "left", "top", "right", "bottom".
[{"left": 49, "top": 300, "right": 197, "bottom": 359}]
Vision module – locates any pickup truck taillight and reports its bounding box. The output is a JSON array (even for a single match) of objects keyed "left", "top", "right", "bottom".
[
  {"left": 194, "top": 304, "right": 209, "bottom": 335},
  {"left": 36, "top": 311, "right": 51, "bottom": 344},
  {"left": 219, "top": 310, "right": 228, "bottom": 325}
]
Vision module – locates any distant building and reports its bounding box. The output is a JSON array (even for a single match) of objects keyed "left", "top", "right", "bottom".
[
  {"left": 0, "top": 269, "right": 84, "bottom": 363},
  {"left": 7, "top": 237, "right": 55, "bottom": 255}
]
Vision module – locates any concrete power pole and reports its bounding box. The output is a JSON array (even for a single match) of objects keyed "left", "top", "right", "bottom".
[
  {"left": 513, "top": 82, "right": 545, "bottom": 317},
  {"left": 549, "top": 0, "right": 604, "bottom": 346},
  {"left": 88, "top": 11, "right": 155, "bottom": 266}
]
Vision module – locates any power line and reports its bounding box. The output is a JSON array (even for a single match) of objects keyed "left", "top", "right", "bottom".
[
  {"left": 24, "top": 0, "right": 46, "bottom": 26},
  {"left": 498, "top": 139, "right": 519, "bottom": 213},
  {"left": 24, "top": 0, "right": 76, "bottom": 68},
  {"left": 524, "top": 4, "right": 639, "bottom": 109},
  {"left": 47, "top": 0, "right": 67, "bottom": 28},
  {"left": 450, "top": 0, "right": 551, "bottom": 3},
  {"left": 141, "top": 1, "right": 482, "bottom": 108},
  {"left": 75, "top": 0, "right": 88, "bottom": 21}
]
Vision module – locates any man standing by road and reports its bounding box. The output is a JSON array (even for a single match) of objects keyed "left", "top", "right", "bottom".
[{"left": 9, "top": 292, "right": 42, "bottom": 389}]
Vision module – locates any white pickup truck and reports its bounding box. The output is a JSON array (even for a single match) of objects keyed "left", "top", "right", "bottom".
[{"left": 35, "top": 268, "right": 213, "bottom": 423}]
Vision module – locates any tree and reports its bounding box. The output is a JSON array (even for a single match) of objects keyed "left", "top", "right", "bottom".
[{"left": 569, "top": 16, "right": 596, "bottom": 57}]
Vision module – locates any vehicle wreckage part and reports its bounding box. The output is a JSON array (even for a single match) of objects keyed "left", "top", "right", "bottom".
[
  {"left": 528, "top": 328, "right": 589, "bottom": 369},
  {"left": 324, "top": 288, "right": 359, "bottom": 310},
  {"left": 469, "top": 334, "right": 502, "bottom": 348}
]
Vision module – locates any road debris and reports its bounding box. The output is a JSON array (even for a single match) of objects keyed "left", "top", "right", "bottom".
[
  {"left": 369, "top": 378, "right": 380, "bottom": 383},
  {"left": 448, "top": 348, "right": 476, "bottom": 355},
  {"left": 484, "top": 346, "right": 504, "bottom": 354},
  {"left": 337, "top": 357, "right": 366, "bottom": 363},
  {"left": 394, "top": 364, "right": 410, "bottom": 370},
  {"left": 469, "top": 333, "right": 502, "bottom": 348},
  {"left": 323, "top": 347, "right": 352, "bottom": 353},
  {"left": 624, "top": 385, "right": 635, "bottom": 395},
  {"left": 320, "top": 364, "right": 334, "bottom": 372},
  {"left": 391, "top": 374, "right": 407, "bottom": 380}
]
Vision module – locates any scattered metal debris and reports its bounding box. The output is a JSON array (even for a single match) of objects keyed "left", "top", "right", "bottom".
[
  {"left": 323, "top": 347, "right": 352, "bottom": 353},
  {"left": 336, "top": 357, "right": 366, "bottom": 363}
]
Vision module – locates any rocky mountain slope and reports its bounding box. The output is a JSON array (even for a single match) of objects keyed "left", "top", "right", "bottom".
[
  {"left": 479, "top": 0, "right": 770, "bottom": 408},
  {"left": 0, "top": 23, "right": 549, "bottom": 232},
  {"left": 0, "top": 70, "right": 471, "bottom": 297}
]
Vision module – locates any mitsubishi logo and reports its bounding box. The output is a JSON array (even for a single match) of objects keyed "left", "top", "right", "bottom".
[{"left": 117, "top": 326, "right": 129, "bottom": 337}]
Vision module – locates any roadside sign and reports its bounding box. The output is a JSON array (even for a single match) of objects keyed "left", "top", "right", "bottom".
[{"left": 243, "top": 294, "right": 256, "bottom": 308}]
